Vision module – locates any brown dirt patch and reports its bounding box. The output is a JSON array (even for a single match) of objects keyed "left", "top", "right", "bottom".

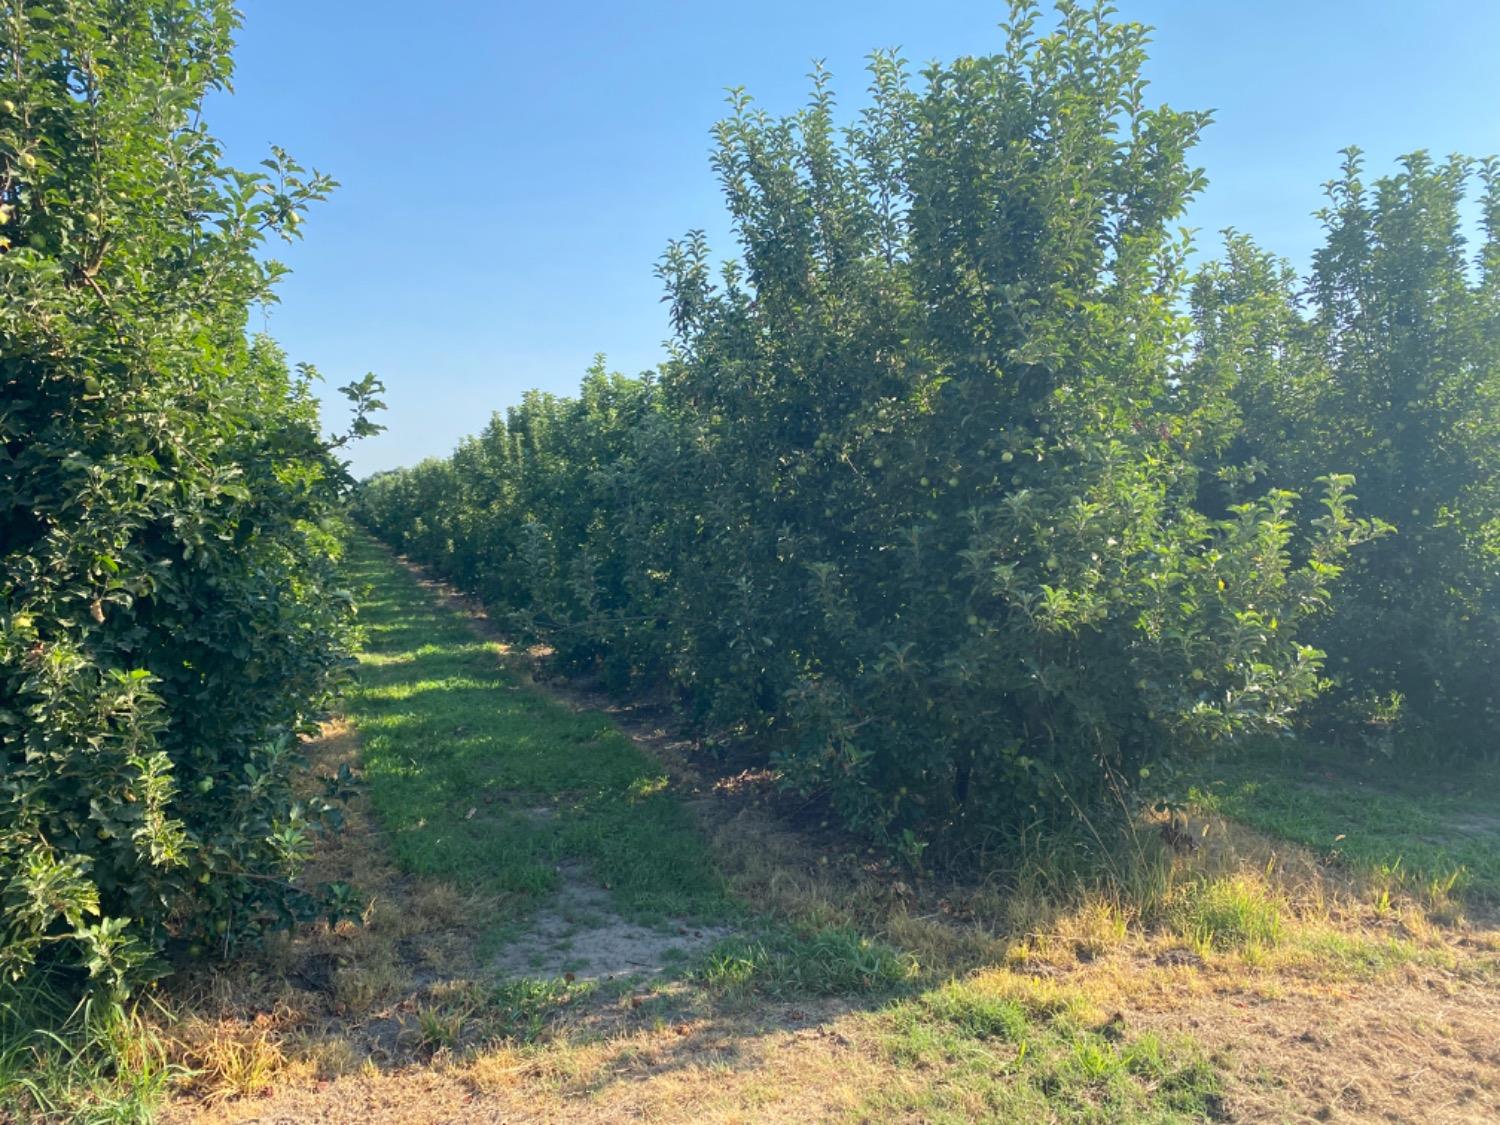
[
  {"left": 487, "top": 861, "right": 732, "bottom": 982},
  {"left": 1137, "top": 965, "right": 1500, "bottom": 1123}
]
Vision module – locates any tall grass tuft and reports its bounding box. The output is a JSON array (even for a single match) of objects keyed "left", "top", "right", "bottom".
[
  {"left": 0, "top": 977, "right": 177, "bottom": 1124},
  {"left": 1172, "top": 874, "right": 1285, "bottom": 952}
]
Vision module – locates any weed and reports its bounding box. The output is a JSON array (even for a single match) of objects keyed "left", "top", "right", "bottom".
[
  {"left": 904, "top": 981, "right": 1030, "bottom": 1043},
  {"left": 0, "top": 986, "right": 176, "bottom": 1125},
  {"left": 171, "top": 1018, "right": 288, "bottom": 1105},
  {"left": 404, "top": 1003, "right": 468, "bottom": 1058},
  {"left": 1172, "top": 875, "right": 1284, "bottom": 953},
  {"left": 482, "top": 978, "right": 593, "bottom": 1044}
]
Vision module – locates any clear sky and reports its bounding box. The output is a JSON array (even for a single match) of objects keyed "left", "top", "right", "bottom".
[{"left": 208, "top": 2, "right": 1500, "bottom": 478}]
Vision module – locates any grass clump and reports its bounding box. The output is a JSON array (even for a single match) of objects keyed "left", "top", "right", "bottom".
[
  {"left": 693, "top": 926, "right": 915, "bottom": 1000},
  {"left": 1279, "top": 929, "right": 1432, "bottom": 979},
  {"left": 0, "top": 986, "right": 175, "bottom": 1125},
  {"left": 481, "top": 977, "right": 596, "bottom": 1044},
  {"left": 169, "top": 1016, "right": 290, "bottom": 1106},
  {"left": 871, "top": 975, "right": 1224, "bottom": 1123},
  {"left": 1171, "top": 875, "right": 1284, "bottom": 953},
  {"left": 896, "top": 980, "right": 1030, "bottom": 1044}
]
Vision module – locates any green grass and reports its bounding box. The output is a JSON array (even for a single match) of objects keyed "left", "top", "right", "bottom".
[
  {"left": 1281, "top": 930, "right": 1435, "bottom": 978},
  {"left": 1171, "top": 876, "right": 1284, "bottom": 953},
  {"left": 1188, "top": 743, "right": 1500, "bottom": 904},
  {"left": 866, "top": 979, "right": 1224, "bottom": 1123},
  {"left": 693, "top": 926, "right": 916, "bottom": 1000},
  {"left": 342, "top": 534, "right": 733, "bottom": 924},
  {"left": 481, "top": 977, "right": 599, "bottom": 1044},
  {"left": 0, "top": 982, "right": 175, "bottom": 1125}
]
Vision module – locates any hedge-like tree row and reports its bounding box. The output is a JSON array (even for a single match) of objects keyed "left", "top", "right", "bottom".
[
  {"left": 1194, "top": 153, "right": 1499, "bottom": 754},
  {"left": 2, "top": 1, "right": 381, "bottom": 994},
  {"left": 361, "top": 2, "right": 1496, "bottom": 858}
]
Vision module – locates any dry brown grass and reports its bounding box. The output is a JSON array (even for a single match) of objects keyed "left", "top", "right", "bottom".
[{"left": 155, "top": 722, "right": 500, "bottom": 1118}]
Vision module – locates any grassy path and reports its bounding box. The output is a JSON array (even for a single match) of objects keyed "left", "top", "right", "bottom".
[
  {"left": 342, "top": 534, "right": 730, "bottom": 924},
  {"left": 319, "top": 537, "right": 1230, "bottom": 1122},
  {"left": 321, "top": 537, "right": 1235, "bottom": 1121}
]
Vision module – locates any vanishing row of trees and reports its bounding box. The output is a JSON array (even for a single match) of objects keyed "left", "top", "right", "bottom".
[
  {"left": 2, "top": 1, "right": 380, "bottom": 994},
  {"left": 360, "top": 3, "right": 1498, "bottom": 857},
  {"left": 9, "top": 0, "right": 1481, "bottom": 1003}
]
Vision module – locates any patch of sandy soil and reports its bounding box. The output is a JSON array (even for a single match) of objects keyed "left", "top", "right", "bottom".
[{"left": 488, "top": 861, "right": 733, "bottom": 982}]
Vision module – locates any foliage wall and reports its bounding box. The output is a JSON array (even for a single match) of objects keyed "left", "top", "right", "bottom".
[
  {"left": 1, "top": 0, "right": 379, "bottom": 994},
  {"left": 1191, "top": 151, "right": 1500, "bottom": 751},
  {"left": 358, "top": 3, "right": 1405, "bottom": 859}
]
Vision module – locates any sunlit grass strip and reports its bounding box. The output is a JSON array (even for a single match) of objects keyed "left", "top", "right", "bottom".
[{"left": 339, "top": 534, "right": 732, "bottom": 923}]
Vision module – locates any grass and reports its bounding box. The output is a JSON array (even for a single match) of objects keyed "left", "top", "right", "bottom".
[
  {"left": 480, "top": 977, "right": 598, "bottom": 1043},
  {"left": 1170, "top": 875, "right": 1284, "bottom": 953},
  {"left": 330, "top": 535, "right": 1254, "bottom": 1121},
  {"left": 1187, "top": 741, "right": 1500, "bottom": 905},
  {"left": 341, "top": 534, "right": 733, "bottom": 923},
  {"left": 692, "top": 926, "right": 916, "bottom": 1000},
  {"left": 0, "top": 983, "right": 175, "bottom": 1125},
  {"left": 10, "top": 533, "right": 1498, "bottom": 1123},
  {"left": 869, "top": 974, "right": 1224, "bottom": 1123}
]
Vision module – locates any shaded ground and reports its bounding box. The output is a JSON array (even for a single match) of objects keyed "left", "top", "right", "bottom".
[
  {"left": 1190, "top": 748, "right": 1500, "bottom": 907},
  {"left": 155, "top": 536, "right": 1500, "bottom": 1125}
]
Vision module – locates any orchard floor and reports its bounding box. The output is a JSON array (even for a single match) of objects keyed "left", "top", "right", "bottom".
[{"left": 151, "top": 537, "right": 1500, "bottom": 1125}]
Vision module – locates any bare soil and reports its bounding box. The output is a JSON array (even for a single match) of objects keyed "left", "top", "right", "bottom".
[{"left": 487, "top": 861, "right": 732, "bottom": 982}]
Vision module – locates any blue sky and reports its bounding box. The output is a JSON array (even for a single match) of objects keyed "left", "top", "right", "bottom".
[{"left": 209, "top": 2, "right": 1500, "bottom": 477}]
